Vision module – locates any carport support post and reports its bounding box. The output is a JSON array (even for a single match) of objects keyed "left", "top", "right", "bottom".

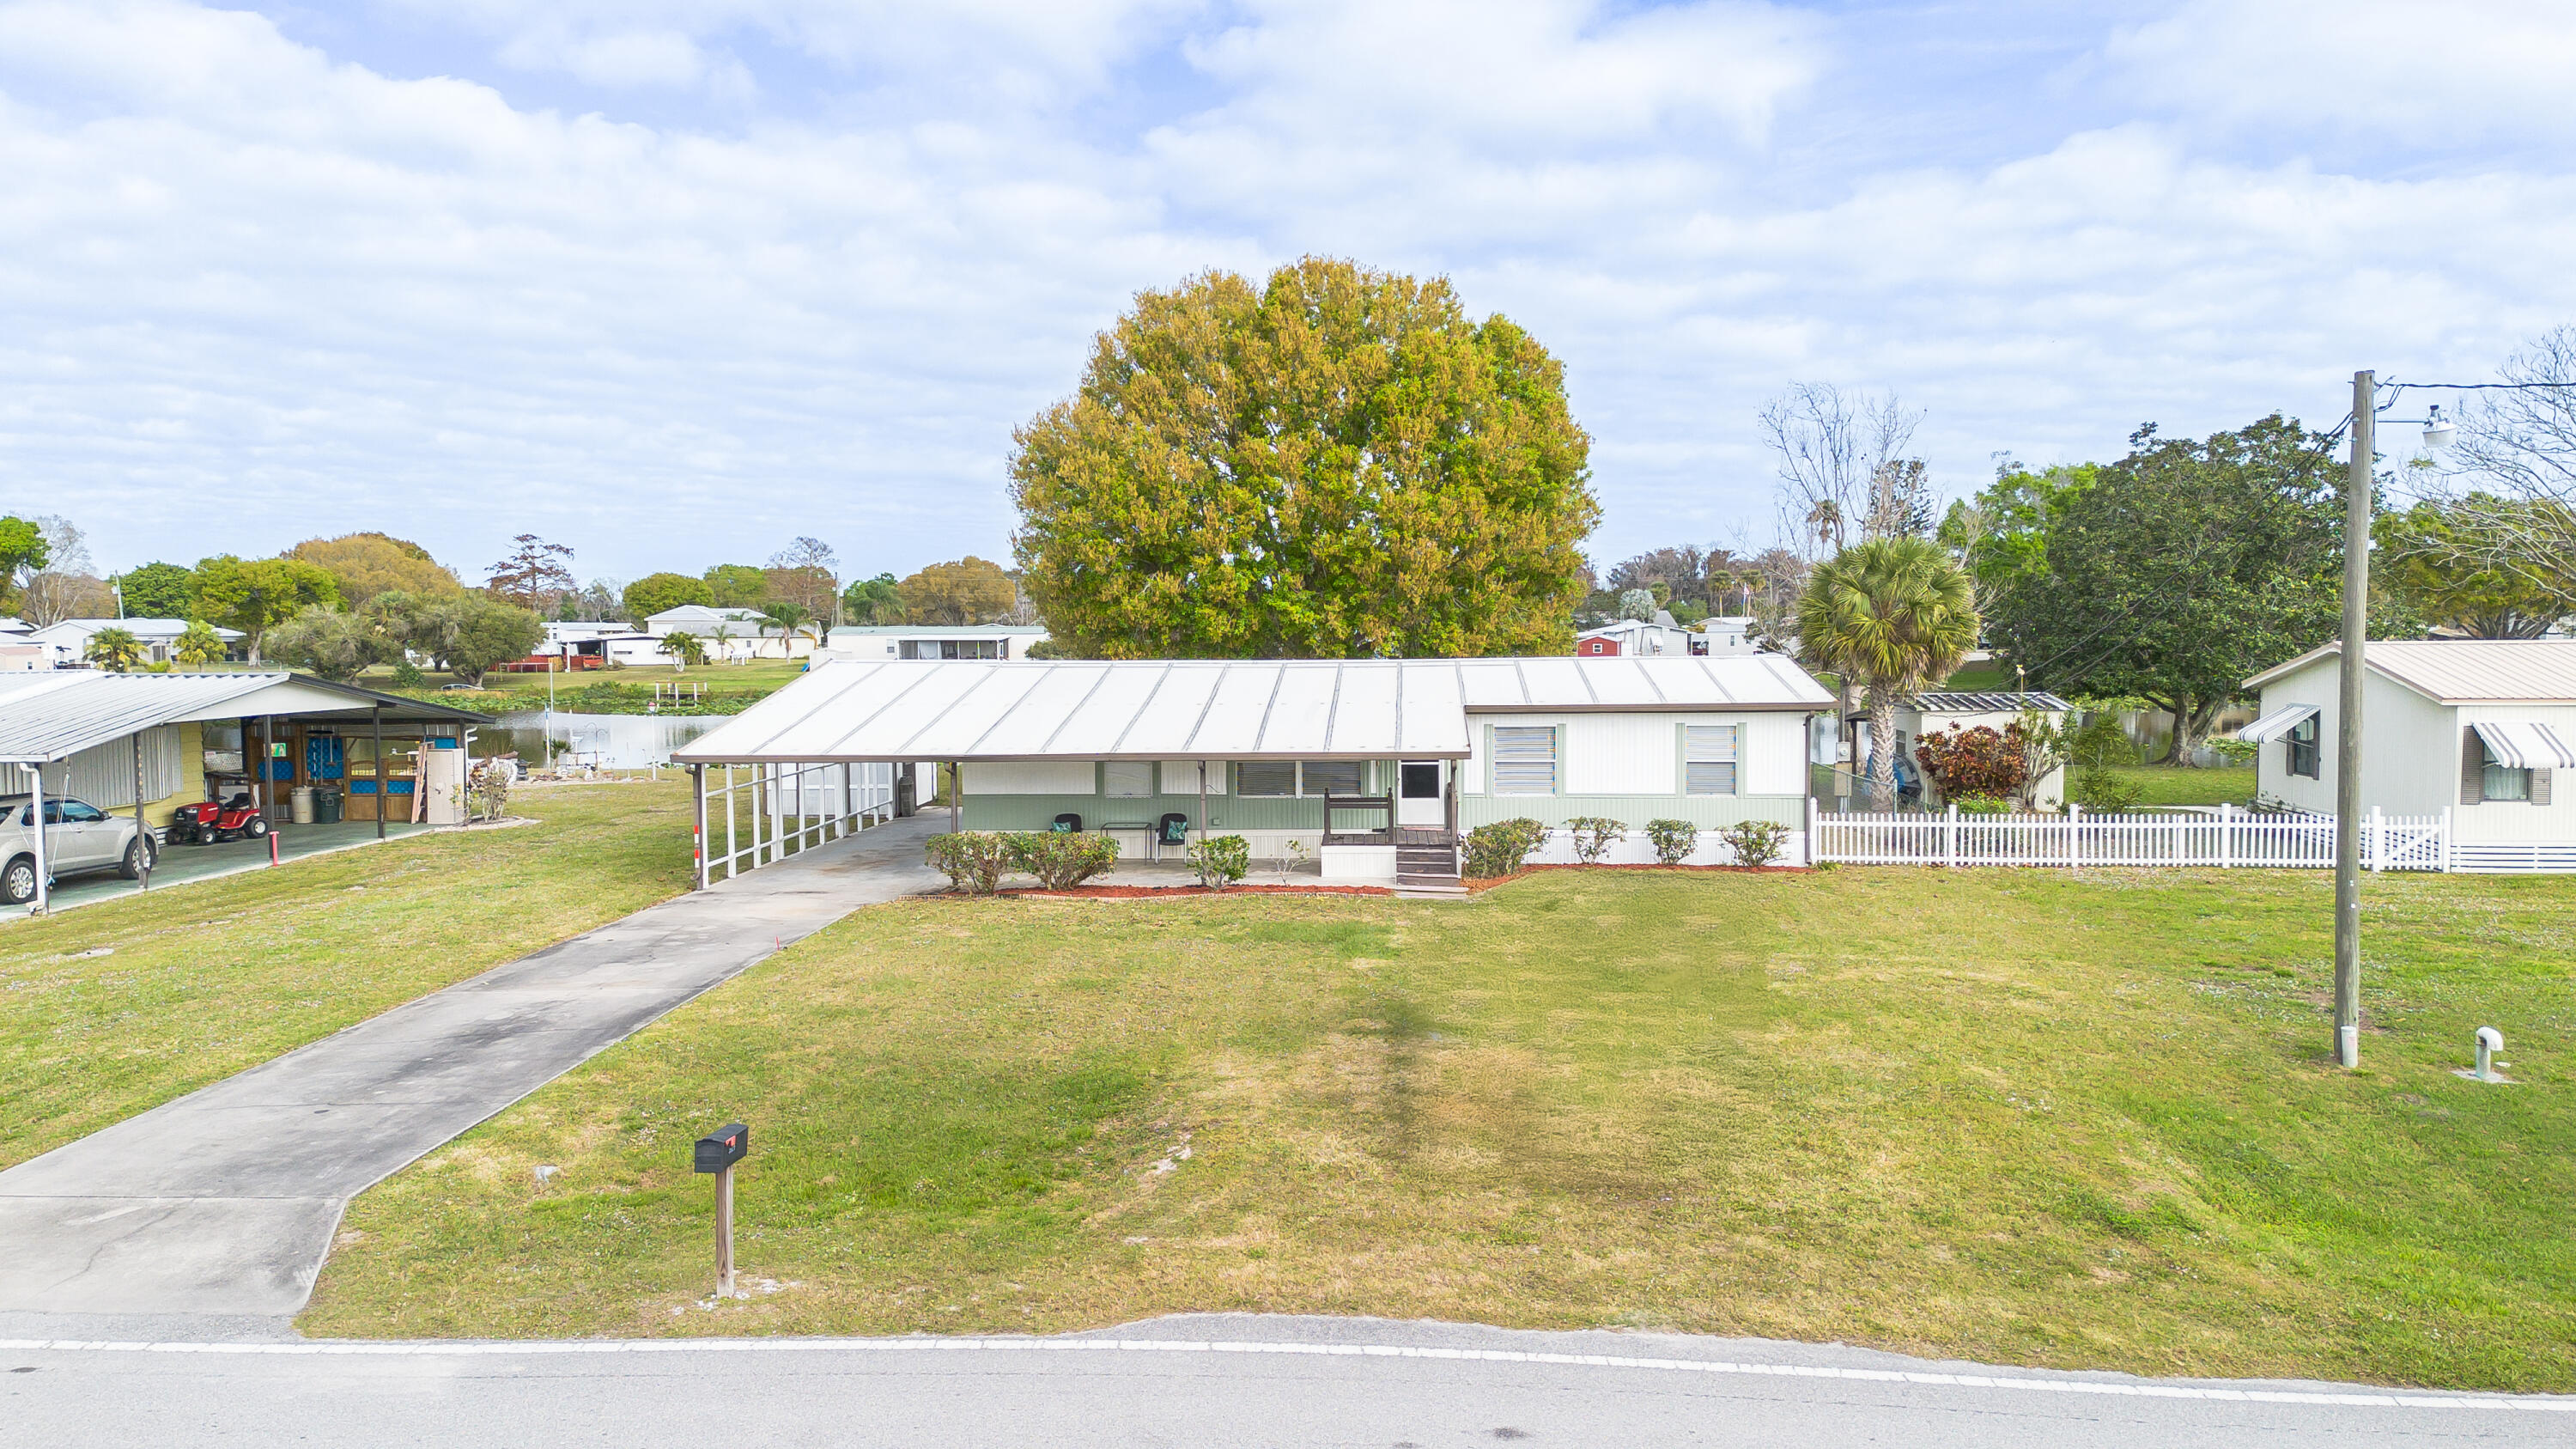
[
  {"left": 948, "top": 761, "right": 960, "bottom": 835},
  {"left": 30, "top": 766, "right": 47, "bottom": 914},
  {"left": 371, "top": 705, "right": 386, "bottom": 840},
  {"left": 691, "top": 764, "right": 708, "bottom": 891},
  {"left": 131, "top": 731, "right": 149, "bottom": 889}
]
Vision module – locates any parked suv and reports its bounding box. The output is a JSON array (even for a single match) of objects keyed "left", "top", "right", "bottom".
[{"left": 0, "top": 795, "right": 155, "bottom": 904}]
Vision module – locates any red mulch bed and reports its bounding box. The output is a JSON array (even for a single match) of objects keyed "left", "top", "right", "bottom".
[
  {"left": 993, "top": 884, "right": 1394, "bottom": 899},
  {"left": 1464, "top": 862, "right": 1811, "bottom": 893}
]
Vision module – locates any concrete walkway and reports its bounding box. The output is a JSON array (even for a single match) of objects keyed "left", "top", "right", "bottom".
[{"left": 0, "top": 813, "right": 947, "bottom": 1318}]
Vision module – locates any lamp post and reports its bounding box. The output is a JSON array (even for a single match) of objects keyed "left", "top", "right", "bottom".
[{"left": 2331, "top": 379, "right": 2455, "bottom": 1069}]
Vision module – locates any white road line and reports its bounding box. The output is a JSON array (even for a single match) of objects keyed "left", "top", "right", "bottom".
[{"left": 1, "top": 1335, "right": 2567, "bottom": 1413}]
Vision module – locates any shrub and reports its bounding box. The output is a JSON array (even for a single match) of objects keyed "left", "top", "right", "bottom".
[
  {"left": 1953, "top": 795, "right": 2015, "bottom": 815},
  {"left": 1915, "top": 724, "right": 2028, "bottom": 801},
  {"left": 1719, "top": 819, "right": 1793, "bottom": 868},
  {"left": 1186, "top": 834, "right": 1249, "bottom": 889},
  {"left": 2206, "top": 736, "right": 2259, "bottom": 765},
  {"left": 1564, "top": 817, "right": 1626, "bottom": 865},
  {"left": 2071, "top": 768, "right": 2144, "bottom": 814},
  {"left": 390, "top": 660, "right": 425, "bottom": 687},
  {"left": 1005, "top": 831, "right": 1121, "bottom": 891},
  {"left": 1643, "top": 819, "right": 1698, "bottom": 866},
  {"left": 925, "top": 831, "right": 1014, "bottom": 894},
  {"left": 1464, "top": 819, "right": 1548, "bottom": 878}
]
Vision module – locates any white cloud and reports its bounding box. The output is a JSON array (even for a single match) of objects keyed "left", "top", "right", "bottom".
[
  {"left": 1, "top": 0, "right": 2573, "bottom": 581},
  {"left": 2106, "top": 0, "right": 2576, "bottom": 143}
]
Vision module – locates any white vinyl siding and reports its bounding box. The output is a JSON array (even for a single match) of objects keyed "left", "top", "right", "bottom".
[
  {"left": 1103, "top": 761, "right": 1153, "bottom": 798},
  {"left": 1492, "top": 726, "right": 1558, "bottom": 795},
  {"left": 1683, "top": 724, "right": 1739, "bottom": 795}
]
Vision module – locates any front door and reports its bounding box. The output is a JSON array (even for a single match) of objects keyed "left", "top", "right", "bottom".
[{"left": 1397, "top": 760, "right": 1444, "bottom": 828}]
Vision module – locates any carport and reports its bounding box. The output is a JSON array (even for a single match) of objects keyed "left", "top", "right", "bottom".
[{"left": 0, "top": 672, "right": 492, "bottom": 913}]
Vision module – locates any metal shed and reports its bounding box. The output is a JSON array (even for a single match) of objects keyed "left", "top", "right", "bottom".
[{"left": 0, "top": 672, "right": 492, "bottom": 911}]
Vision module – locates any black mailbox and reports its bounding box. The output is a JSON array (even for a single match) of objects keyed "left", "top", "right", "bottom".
[{"left": 694, "top": 1123, "right": 750, "bottom": 1174}]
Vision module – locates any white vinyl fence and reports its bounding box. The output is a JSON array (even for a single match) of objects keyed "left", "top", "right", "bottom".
[
  {"left": 1809, "top": 803, "right": 2451, "bottom": 871},
  {"left": 696, "top": 761, "right": 897, "bottom": 886}
]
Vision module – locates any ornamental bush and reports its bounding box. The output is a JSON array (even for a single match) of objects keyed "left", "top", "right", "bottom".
[
  {"left": 925, "top": 831, "right": 1014, "bottom": 894},
  {"left": 1718, "top": 819, "right": 1794, "bottom": 868},
  {"left": 1914, "top": 725, "right": 2029, "bottom": 802},
  {"left": 1564, "top": 816, "right": 1626, "bottom": 865},
  {"left": 1643, "top": 819, "right": 1698, "bottom": 866},
  {"left": 1464, "top": 818, "right": 1548, "bottom": 878},
  {"left": 1186, "top": 834, "right": 1250, "bottom": 889},
  {"left": 1953, "top": 795, "right": 2016, "bottom": 815},
  {"left": 1005, "top": 831, "right": 1121, "bottom": 891}
]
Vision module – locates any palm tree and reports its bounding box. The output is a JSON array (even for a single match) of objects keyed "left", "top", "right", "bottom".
[
  {"left": 658, "top": 630, "right": 708, "bottom": 672},
  {"left": 173, "top": 619, "right": 226, "bottom": 668},
  {"left": 84, "top": 625, "right": 147, "bottom": 673},
  {"left": 1796, "top": 537, "right": 1979, "bottom": 811}
]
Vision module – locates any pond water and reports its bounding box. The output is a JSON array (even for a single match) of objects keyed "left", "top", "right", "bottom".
[{"left": 489, "top": 711, "right": 735, "bottom": 769}]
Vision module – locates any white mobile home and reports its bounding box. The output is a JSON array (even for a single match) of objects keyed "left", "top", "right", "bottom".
[
  {"left": 824, "top": 624, "right": 1049, "bottom": 661},
  {"left": 675, "top": 655, "right": 1833, "bottom": 883},
  {"left": 2243, "top": 640, "right": 2576, "bottom": 871}
]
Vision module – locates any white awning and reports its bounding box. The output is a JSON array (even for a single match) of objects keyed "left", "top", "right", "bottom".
[
  {"left": 2238, "top": 703, "right": 2320, "bottom": 743},
  {"left": 2472, "top": 720, "right": 2576, "bottom": 770}
]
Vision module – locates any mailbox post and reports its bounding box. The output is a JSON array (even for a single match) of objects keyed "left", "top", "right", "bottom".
[{"left": 694, "top": 1122, "right": 750, "bottom": 1299}]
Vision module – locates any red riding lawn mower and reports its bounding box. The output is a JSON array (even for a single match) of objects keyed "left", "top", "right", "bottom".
[{"left": 172, "top": 793, "right": 270, "bottom": 846}]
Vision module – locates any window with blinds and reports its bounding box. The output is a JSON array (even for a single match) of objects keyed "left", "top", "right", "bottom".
[
  {"left": 1236, "top": 761, "right": 1297, "bottom": 797},
  {"left": 1492, "top": 727, "right": 1558, "bottom": 795},
  {"left": 1301, "top": 760, "right": 1364, "bottom": 796},
  {"left": 1684, "top": 724, "right": 1739, "bottom": 795},
  {"left": 1103, "top": 761, "right": 1153, "bottom": 798}
]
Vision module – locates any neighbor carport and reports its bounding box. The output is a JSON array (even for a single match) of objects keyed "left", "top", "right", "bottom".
[{"left": 0, "top": 672, "right": 492, "bottom": 913}]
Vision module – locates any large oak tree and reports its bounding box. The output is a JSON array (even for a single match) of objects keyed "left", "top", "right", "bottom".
[{"left": 1010, "top": 258, "right": 1597, "bottom": 658}]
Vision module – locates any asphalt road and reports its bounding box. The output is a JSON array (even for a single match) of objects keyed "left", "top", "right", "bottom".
[
  {"left": 3, "top": 1314, "right": 2567, "bottom": 1447},
  {"left": 0, "top": 813, "right": 947, "bottom": 1317}
]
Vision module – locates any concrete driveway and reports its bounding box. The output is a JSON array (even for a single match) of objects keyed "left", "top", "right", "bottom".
[{"left": 0, "top": 812, "right": 946, "bottom": 1318}]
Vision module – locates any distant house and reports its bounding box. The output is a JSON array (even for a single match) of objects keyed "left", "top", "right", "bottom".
[
  {"left": 825, "top": 624, "right": 1049, "bottom": 661},
  {"left": 1576, "top": 612, "right": 1699, "bottom": 658},
  {"left": 1696, "top": 615, "right": 1760, "bottom": 657},
  {"left": 32, "top": 618, "right": 244, "bottom": 667},
  {"left": 641, "top": 606, "right": 816, "bottom": 661},
  {"left": 2243, "top": 639, "right": 2576, "bottom": 870}
]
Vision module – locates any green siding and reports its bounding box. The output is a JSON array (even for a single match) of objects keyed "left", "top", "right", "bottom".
[
  {"left": 961, "top": 792, "right": 1325, "bottom": 832},
  {"left": 1460, "top": 795, "right": 1801, "bottom": 830}
]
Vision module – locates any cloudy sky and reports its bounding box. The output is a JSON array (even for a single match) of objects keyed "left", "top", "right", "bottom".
[{"left": 3, "top": 0, "right": 2571, "bottom": 589}]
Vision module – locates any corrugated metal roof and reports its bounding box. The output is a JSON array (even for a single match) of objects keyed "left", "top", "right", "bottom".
[
  {"left": 0, "top": 672, "right": 494, "bottom": 763},
  {"left": 2246, "top": 640, "right": 2576, "bottom": 703},
  {"left": 673, "top": 655, "right": 1834, "bottom": 764},
  {"left": 1912, "top": 691, "right": 2074, "bottom": 714}
]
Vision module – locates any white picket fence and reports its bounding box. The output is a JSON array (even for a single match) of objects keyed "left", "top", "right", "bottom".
[{"left": 1809, "top": 803, "right": 2451, "bottom": 871}]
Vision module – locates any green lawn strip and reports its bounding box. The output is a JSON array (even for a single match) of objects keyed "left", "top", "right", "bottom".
[
  {"left": 0, "top": 780, "right": 697, "bottom": 1170},
  {"left": 2101, "top": 764, "right": 2256, "bottom": 807},
  {"left": 306, "top": 869, "right": 2576, "bottom": 1390}
]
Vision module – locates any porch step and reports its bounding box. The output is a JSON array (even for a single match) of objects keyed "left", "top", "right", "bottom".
[{"left": 1394, "top": 876, "right": 1469, "bottom": 899}]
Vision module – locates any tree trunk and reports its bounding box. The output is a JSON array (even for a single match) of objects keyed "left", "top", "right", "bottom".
[
  {"left": 2154, "top": 698, "right": 2189, "bottom": 764},
  {"left": 2177, "top": 696, "right": 2230, "bottom": 764},
  {"left": 1868, "top": 685, "right": 1899, "bottom": 812}
]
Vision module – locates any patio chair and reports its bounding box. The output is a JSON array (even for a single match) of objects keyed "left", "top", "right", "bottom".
[{"left": 1052, "top": 813, "right": 1083, "bottom": 833}]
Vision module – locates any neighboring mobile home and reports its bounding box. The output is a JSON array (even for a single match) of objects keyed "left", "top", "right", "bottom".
[
  {"left": 674, "top": 655, "right": 1834, "bottom": 881},
  {"left": 2243, "top": 639, "right": 2576, "bottom": 871},
  {"left": 824, "top": 624, "right": 1049, "bottom": 660}
]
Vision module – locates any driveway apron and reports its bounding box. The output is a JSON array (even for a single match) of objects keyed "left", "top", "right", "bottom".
[{"left": 0, "top": 812, "right": 947, "bottom": 1317}]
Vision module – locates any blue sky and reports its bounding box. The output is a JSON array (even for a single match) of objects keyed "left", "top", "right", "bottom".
[{"left": 4, "top": 0, "right": 2572, "bottom": 589}]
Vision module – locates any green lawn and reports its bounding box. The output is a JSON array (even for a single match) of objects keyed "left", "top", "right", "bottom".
[
  {"left": 307, "top": 867, "right": 2576, "bottom": 1391},
  {"left": 374, "top": 660, "right": 811, "bottom": 715},
  {"left": 0, "top": 781, "right": 697, "bottom": 1171},
  {"left": 2102, "top": 764, "right": 2257, "bottom": 807}
]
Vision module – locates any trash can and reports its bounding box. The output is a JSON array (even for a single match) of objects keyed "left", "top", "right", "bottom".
[
  {"left": 314, "top": 789, "right": 343, "bottom": 825},
  {"left": 289, "top": 786, "right": 316, "bottom": 825}
]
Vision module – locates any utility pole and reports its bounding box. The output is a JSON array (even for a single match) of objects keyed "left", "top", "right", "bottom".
[{"left": 2333, "top": 370, "right": 2372, "bottom": 1069}]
